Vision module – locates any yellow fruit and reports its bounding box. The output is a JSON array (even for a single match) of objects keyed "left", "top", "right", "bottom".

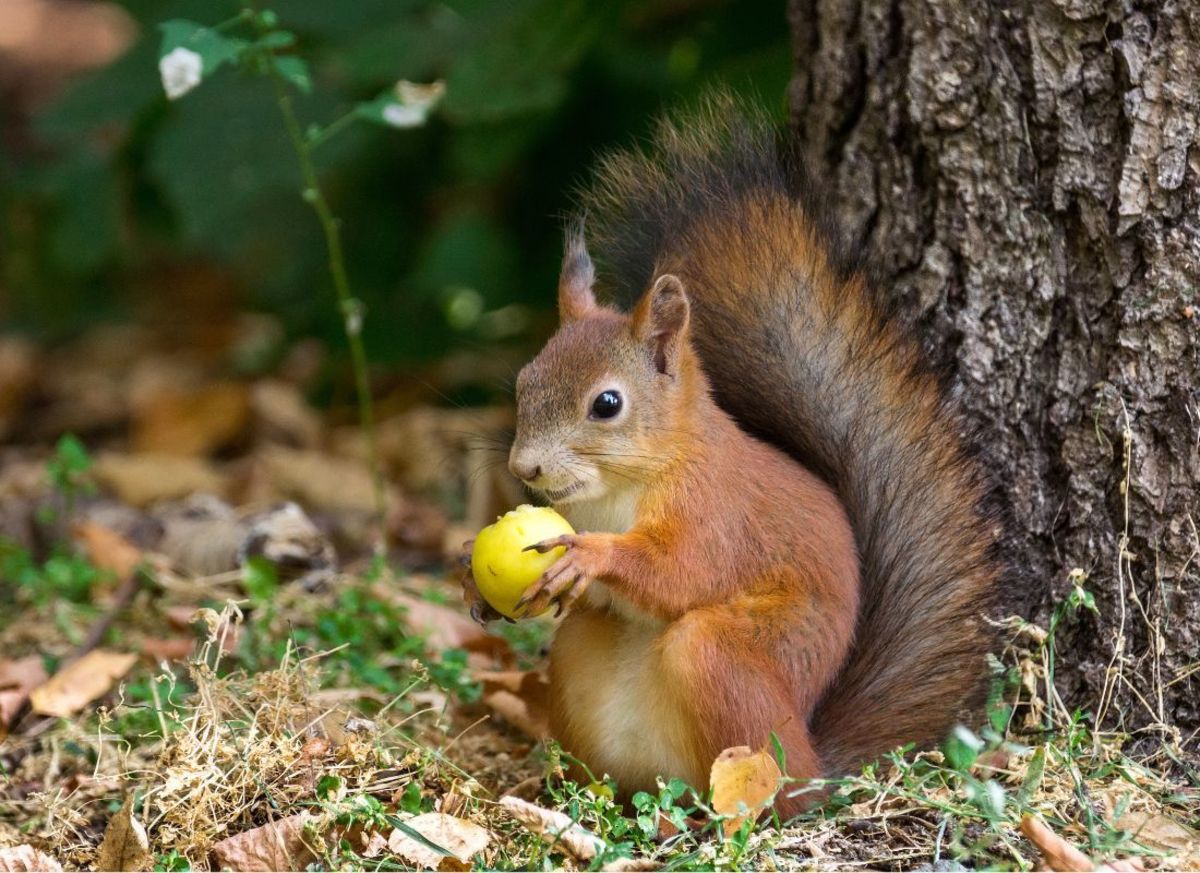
[{"left": 471, "top": 505, "right": 575, "bottom": 619}]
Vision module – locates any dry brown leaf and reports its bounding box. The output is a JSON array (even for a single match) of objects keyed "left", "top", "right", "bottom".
[
  {"left": 500, "top": 796, "right": 604, "bottom": 861},
  {"left": 709, "top": 745, "right": 781, "bottom": 836},
  {"left": 29, "top": 650, "right": 137, "bottom": 718},
  {"left": 132, "top": 381, "right": 250, "bottom": 457},
  {"left": 210, "top": 813, "right": 319, "bottom": 872},
  {"left": 0, "top": 655, "right": 48, "bottom": 732},
  {"left": 477, "top": 669, "right": 551, "bottom": 739},
  {"left": 140, "top": 636, "right": 194, "bottom": 663},
  {"left": 386, "top": 813, "right": 490, "bottom": 871},
  {"left": 256, "top": 447, "right": 382, "bottom": 515},
  {"left": 394, "top": 594, "right": 510, "bottom": 659},
  {"left": 96, "top": 796, "right": 151, "bottom": 873},
  {"left": 1020, "top": 814, "right": 1095, "bottom": 872},
  {"left": 73, "top": 521, "right": 143, "bottom": 582},
  {"left": 1113, "top": 810, "right": 1198, "bottom": 854},
  {"left": 0, "top": 845, "right": 63, "bottom": 872},
  {"left": 0, "top": 337, "right": 37, "bottom": 441},
  {"left": 93, "top": 452, "right": 229, "bottom": 507},
  {"left": 250, "top": 379, "right": 321, "bottom": 447}
]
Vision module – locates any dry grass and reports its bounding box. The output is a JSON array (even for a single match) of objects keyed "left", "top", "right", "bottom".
[{"left": 1, "top": 561, "right": 1196, "bottom": 871}]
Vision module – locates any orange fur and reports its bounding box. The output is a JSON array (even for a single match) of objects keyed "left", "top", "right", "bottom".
[{"left": 482, "top": 97, "right": 1000, "bottom": 815}]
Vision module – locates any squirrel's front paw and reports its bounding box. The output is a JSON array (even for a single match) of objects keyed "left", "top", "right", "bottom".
[
  {"left": 516, "top": 534, "right": 606, "bottom": 617},
  {"left": 458, "top": 538, "right": 506, "bottom": 625}
]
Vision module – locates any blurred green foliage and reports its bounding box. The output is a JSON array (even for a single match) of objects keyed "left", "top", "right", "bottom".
[{"left": 1, "top": 0, "right": 790, "bottom": 380}]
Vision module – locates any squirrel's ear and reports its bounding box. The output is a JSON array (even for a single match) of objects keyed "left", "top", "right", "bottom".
[
  {"left": 633, "top": 274, "right": 690, "bottom": 376},
  {"left": 558, "top": 223, "right": 597, "bottom": 323}
]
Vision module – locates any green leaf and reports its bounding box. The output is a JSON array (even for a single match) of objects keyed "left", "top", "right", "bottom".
[
  {"left": 1016, "top": 745, "right": 1047, "bottom": 808},
  {"left": 944, "top": 725, "right": 985, "bottom": 771},
  {"left": 242, "top": 556, "right": 279, "bottom": 601},
  {"left": 272, "top": 55, "right": 312, "bottom": 93},
  {"left": 158, "top": 19, "right": 247, "bottom": 76},
  {"left": 316, "top": 774, "right": 343, "bottom": 801},
  {"left": 271, "top": 55, "right": 311, "bottom": 93},
  {"left": 256, "top": 30, "right": 297, "bottom": 51},
  {"left": 399, "top": 780, "right": 424, "bottom": 814}
]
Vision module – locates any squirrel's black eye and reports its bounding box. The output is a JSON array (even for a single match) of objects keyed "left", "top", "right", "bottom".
[{"left": 590, "top": 390, "right": 623, "bottom": 420}]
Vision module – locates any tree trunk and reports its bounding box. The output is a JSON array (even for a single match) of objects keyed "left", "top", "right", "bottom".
[{"left": 787, "top": 0, "right": 1199, "bottom": 740}]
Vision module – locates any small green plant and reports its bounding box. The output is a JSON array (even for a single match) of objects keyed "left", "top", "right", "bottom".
[
  {"left": 44, "top": 433, "right": 96, "bottom": 520},
  {"left": 0, "top": 539, "right": 103, "bottom": 607},
  {"left": 153, "top": 849, "right": 191, "bottom": 872},
  {"left": 153, "top": 9, "right": 445, "bottom": 551}
]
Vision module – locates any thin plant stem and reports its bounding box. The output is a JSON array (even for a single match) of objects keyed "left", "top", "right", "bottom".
[
  {"left": 265, "top": 67, "right": 388, "bottom": 552},
  {"left": 306, "top": 109, "right": 358, "bottom": 151}
]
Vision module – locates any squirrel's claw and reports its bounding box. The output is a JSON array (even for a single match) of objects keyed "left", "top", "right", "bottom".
[
  {"left": 523, "top": 534, "right": 577, "bottom": 554},
  {"left": 459, "top": 537, "right": 508, "bottom": 625},
  {"left": 515, "top": 548, "right": 591, "bottom": 616},
  {"left": 458, "top": 538, "right": 476, "bottom": 568}
]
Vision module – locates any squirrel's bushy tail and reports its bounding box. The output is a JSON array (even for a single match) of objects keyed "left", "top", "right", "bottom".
[{"left": 580, "top": 94, "right": 1001, "bottom": 775}]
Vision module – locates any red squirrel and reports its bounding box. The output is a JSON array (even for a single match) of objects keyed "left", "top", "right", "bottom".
[{"left": 463, "top": 97, "right": 999, "bottom": 815}]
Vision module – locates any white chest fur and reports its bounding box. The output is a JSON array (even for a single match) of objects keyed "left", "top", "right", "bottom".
[{"left": 559, "top": 486, "right": 640, "bottom": 534}]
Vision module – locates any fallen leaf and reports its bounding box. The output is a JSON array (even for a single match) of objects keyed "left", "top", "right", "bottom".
[
  {"left": 0, "top": 655, "right": 48, "bottom": 732},
  {"left": 96, "top": 796, "right": 151, "bottom": 873},
  {"left": 387, "top": 813, "right": 490, "bottom": 871},
  {"left": 132, "top": 381, "right": 250, "bottom": 457},
  {"left": 238, "top": 502, "right": 336, "bottom": 587},
  {"left": 0, "top": 845, "right": 63, "bottom": 872},
  {"left": 500, "top": 796, "right": 603, "bottom": 861},
  {"left": 1113, "top": 810, "right": 1198, "bottom": 854},
  {"left": 73, "top": 521, "right": 142, "bottom": 581},
  {"left": 1020, "top": 814, "right": 1095, "bottom": 872},
  {"left": 250, "top": 379, "right": 321, "bottom": 447},
  {"left": 140, "top": 637, "right": 194, "bottom": 663},
  {"left": 395, "top": 594, "right": 509, "bottom": 658},
  {"left": 299, "top": 735, "right": 331, "bottom": 761},
  {"left": 359, "top": 829, "right": 389, "bottom": 859},
  {"left": 256, "top": 447, "right": 384, "bottom": 515},
  {"left": 477, "top": 669, "right": 551, "bottom": 739},
  {"left": 29, "top": 650, "right": 137, "bottom": 718},
  {"left": 709, "top": 745, "right": 781, "bottom": 836},
  {"left": 154, "top": 495, "right": 244, "bottom": 576},
  {"left": 210, "top": 813, "right": 319, "bottom": 872},
  {"left": 0, "top": 337, "right": 37, "bottom": 441},
  {"left": 92, "top": 451, "right": 229, "bottom": 507}
]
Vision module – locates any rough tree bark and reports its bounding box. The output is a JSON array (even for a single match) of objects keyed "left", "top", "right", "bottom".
[{"left": 787, "top": 0, "right": 1198, "bottom": 741}]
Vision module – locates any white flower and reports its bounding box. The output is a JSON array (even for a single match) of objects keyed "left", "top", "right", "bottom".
[
  {"left": 379, "top": 80, "right": 445, "bottom": 128},
  {"left": 159, "top": 47, "right": 203, "bottom": 101},
  {"left": 381, "top": 102, "right": 429, "bottom": 129}
]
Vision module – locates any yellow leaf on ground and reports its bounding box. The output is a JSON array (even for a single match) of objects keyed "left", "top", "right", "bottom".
[
  {"left": 73, "top": 521, "right": 142, "bottom": 581},
  {"left": 96, "top": 796, "right": 151, "bottom": 873},
  {"left": 210, "top": 812, "right": 319, "bottom": 872},
  {"left": 0, "top": 845, "right": 63, "bottom": 872},
  {"left": 709, "top": 745, "right": 781, "bottom": 836},
  {"left": 29, "top": 650, "right": 137, "bottom": 718},
  {"left": 386, "top": 813, "right": 490, "bottom": 871}
]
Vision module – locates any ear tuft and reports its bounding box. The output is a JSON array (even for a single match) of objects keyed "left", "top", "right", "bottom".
[
  {"left": 633, "top": 273, "right": 690, "bottom": 375},
  {"left": 558, "top": 220, "right": 597, "bottom": 322}
]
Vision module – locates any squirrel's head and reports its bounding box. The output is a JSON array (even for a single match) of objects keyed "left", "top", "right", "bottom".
[{"left": 509, "top": 228, "right": 695, "bottom": 505}]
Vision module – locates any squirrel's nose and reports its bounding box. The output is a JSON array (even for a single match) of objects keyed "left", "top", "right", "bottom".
[{"left": 510, "top": 458, "right": 542, "bottom": 483}]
